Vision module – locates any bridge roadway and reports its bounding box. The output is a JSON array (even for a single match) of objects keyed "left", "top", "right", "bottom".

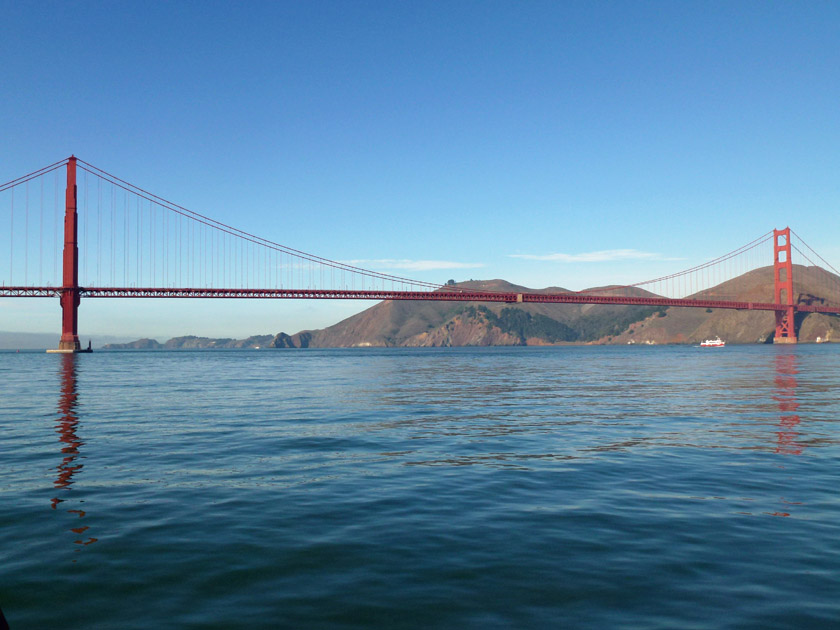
[{"left": 4, "top": 286, "right": 840, "bottom": 315}]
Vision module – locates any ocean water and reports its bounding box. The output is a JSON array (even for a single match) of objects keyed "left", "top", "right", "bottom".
[{"left": 1, "top": 345, "right": 839, "bottom": 629}]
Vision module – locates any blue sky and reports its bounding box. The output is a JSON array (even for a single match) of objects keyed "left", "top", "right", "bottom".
[{"left": 2, "top": 1, "right": 839, "bottom": 340}]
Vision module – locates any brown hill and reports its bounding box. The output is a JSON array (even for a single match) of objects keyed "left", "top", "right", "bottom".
[
  {"left": 105, "top": 334, "right": 275, "bottom": 350},
  {"left": 271, "top": 266, "right": 840, "bottom": 347},
  {"left": 605, "top": 265, "right": 840, "bottom": 345},
  {"left": 105, "top": 267, "right": 840, "bottom": 349}
]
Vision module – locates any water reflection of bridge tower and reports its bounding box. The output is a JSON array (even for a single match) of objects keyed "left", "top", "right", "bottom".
[
  {"left": 773, "top": 351, "right": 802, "bottom": 455},
  {"left": 53, "top": 353, "right": 97, "bottom": 546},
  {"left": 53, "top": 354, "right": 82, "bottom": 505}
]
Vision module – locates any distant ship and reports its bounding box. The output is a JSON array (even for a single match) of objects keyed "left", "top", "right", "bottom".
[{"left": 700, "top": 337, "right": 725, "bottom": 347}]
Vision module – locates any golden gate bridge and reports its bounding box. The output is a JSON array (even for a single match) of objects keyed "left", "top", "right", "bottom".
[{"left": 2, "top": 157, "right": 840, "bottom": 350}]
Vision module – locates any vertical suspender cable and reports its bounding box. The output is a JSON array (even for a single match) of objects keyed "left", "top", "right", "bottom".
[
  {"left": 39, "top": 176, "right": 44, "bottom": 284},
  {"left": 177, "top": 214, "right": 181, "bottom": 286},
  {"left": 54, "top": 171, "right": 59, "bottom": 284},
  {"left": 109, "top": 184, "right": 114, "bottom": 285},
  {"left": 151, "top": 201, "right": 155, "bottom": 285},
  {"left": 24, "top": 182, "right": 28, "bottom": 285},
  {"left": 124, "top": 191, "right": 128, "bottom": 286},
  {"left": 83, "top": 171, "right": 89, "bottom": 282},
  {"left": 140, "top": 196, "right": 145, "bottom": 286},
  {"left": 123, "top": 190, "right": 128, "bottom": 286},
  {"left": 111, "top": 184, "right": 115, "bottom": 285},
  {"left": 97, "top": 176, "right": 102, "bottom": 285},
  {"left": 8, "top": 188, "right": 13, "bottom": 285},
  {"left": 136, "top": 197, "right": 140, "bottom": 286}
]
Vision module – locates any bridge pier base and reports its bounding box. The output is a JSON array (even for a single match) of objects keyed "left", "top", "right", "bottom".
[
  {"left": 773, "top": 306, "right": 797, "bottom": 344},
  {"left": 57, "top": 288, "right": 81, "bottom": 351}
]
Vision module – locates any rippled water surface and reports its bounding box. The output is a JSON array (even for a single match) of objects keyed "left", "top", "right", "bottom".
[{"left": 2, "top": 345, "right": 839, "bottom": 629}]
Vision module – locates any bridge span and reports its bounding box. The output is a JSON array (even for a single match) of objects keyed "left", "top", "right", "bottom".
[
  {"left": 3, "top": 284, "right": 840, "bottom": 316},
  {"left": 3, "top": 157, "right": 840, "bottom": 349}
]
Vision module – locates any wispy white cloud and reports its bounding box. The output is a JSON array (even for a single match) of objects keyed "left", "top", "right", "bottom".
[
  {"left": 343, "top": 259, "right": 485, "bottom": 271},
  {"left": 509, "top": 249, "right": 682, "bottom": 263}
]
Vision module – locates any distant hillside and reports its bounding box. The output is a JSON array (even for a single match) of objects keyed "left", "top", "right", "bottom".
[
  {"left": 269, "top": 268, "right": 840, "bottom": 347},
  {"left": 0, "top": 331, "right": 133, "bottom": 350},
  {"left": 103, "top": 267, "right": 840, "bottom": 349},
  {"left": 271, "top": 279, "right": 665, "bottom": 348},
  {"left": 104, "top": 334, "right": 274, "bottom": 350}
]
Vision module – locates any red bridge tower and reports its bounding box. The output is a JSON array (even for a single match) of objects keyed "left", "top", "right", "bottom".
[
  {"left": 56, "top": 156, "right": 81, "bottom": 352},
  {"left": 773, "top": 227, "right": 796, "bottom": 344}
]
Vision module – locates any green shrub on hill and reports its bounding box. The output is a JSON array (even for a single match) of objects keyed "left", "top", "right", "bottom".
[
  {"left": 470, "top": 306, "right": 578, "bottom": 343},
  {"left": 460, "top": 304, "right": 663, "bottom": 343},
  {"left": 575, "top": 305, "right": 661, "bottom": 340}
]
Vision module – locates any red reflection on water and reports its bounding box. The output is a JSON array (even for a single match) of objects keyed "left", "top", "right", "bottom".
[
  {"left": 772, "top": 352, "right": 802, "bottom": 456},
  {"left": 52, "top": 354, "right": 83, "bottom": 505},
  {"left": 51, "top": 354, "right": 97, "bottom": 547}
]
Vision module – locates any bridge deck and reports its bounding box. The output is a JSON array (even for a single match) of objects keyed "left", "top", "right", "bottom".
[{"left": 4, "top": 286, "right": 839, "bottom": 314}]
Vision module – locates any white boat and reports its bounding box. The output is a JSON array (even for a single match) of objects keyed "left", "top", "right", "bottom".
[{"left": 700, "top": 337, "right": 725, "bottom": 347}]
